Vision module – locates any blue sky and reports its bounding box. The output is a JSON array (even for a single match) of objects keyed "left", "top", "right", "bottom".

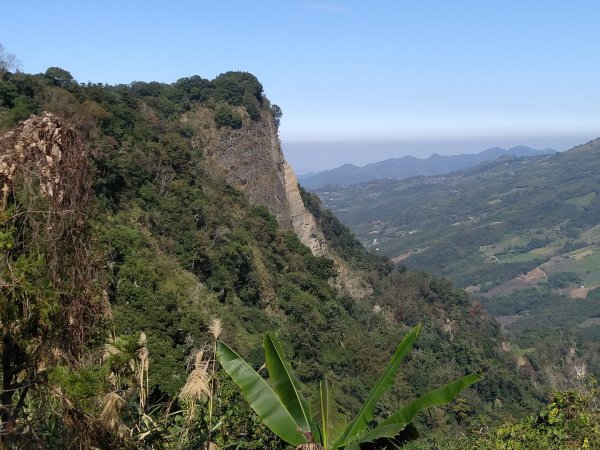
[{"left": 2, "top": 1, "right": 599, "bottom": 172}]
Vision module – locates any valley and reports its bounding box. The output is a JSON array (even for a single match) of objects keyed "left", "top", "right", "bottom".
[{"left": 315, "top": 142, "right": 600, "bottom": 348}]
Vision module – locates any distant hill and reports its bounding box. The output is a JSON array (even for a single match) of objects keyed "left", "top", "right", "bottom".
[
  {"left": 300, "top": 146, "right": 556, "bottom": 189},
  {"left": 316, "top": 138, "right": 600, "bottom": 346}
]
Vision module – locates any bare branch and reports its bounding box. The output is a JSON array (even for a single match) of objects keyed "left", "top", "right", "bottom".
[{"left": 0, "top": 44, "right": 21, "bottom": 76}]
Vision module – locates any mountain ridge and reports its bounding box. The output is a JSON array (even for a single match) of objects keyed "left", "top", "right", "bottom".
[{"left": 301, "top": 145, "right": 556, "bottom": 189}]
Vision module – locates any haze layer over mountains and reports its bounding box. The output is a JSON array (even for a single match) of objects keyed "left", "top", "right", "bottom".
[{"left": 300, "top": 146, "right": 555, "bottom": 189}]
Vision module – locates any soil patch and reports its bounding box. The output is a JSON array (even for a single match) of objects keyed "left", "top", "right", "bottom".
[
  {"left": 520, "top": 267, "right": 547, "bottom": 282},
  {"left": 570, "top": 287, "right": 589, "bottom": 299}
]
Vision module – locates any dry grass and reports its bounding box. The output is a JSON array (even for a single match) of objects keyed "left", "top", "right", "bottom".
[
  {"left": 137, "top": 332, "right": 149, "bottom": 411},
  {"left": 100, "top": 392, "right": 126, "bottom": 433},
  {"left": 209, "top": 319, "right": 222, "bottom": 340},
  {"left": 180, "top": 350, "right": 211, "bottom": 404}
]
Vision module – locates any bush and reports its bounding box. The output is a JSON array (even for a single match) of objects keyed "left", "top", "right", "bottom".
[{"left": 214, "top": 102, "right": 242, "bottom": 129}]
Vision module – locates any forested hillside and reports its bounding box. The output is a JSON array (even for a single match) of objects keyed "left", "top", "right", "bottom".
[
  {"left": 0, "top": 67, "right": 593, "bottom": 448},
  {"left": 314, "top": 144, "right": 600, "bottom": 384}
]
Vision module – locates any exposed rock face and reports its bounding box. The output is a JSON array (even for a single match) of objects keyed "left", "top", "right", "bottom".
[
  {"left": 567, "top": 347, "right": 588, "bottom": 380},
  {"left": 184, "top": 106, "right": 371, "bottom": 298},
  {"left": 184, "top": 107, "right": 327, "bottom": 255},
  {"left": 330, "top": 256, "right": 373, "bottom": 299},
  {"left": 283, "top": 161, "right": 327, "bottom": 256}
]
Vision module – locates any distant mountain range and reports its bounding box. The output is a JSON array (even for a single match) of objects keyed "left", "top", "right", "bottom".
[
  {"left": 315, "top": 138, "right": 600, "bottom": 344},
  {"left": 300, "top": 146, "right": 556, "bottom": 189}
]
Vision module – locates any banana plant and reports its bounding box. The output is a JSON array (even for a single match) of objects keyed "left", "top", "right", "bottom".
[{"left": 217, "top": 325, "right": 481, "bottom": 449}]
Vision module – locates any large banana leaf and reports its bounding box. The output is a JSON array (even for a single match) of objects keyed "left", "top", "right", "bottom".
[
  {"left": 333, "top": 325, "right": 421, "bottom": 449},
  {"left": 318, "top": 378, "right": 346, "bottom": 448},
  {"left": 216, "top": 341, "right": 306, "bottom": 446},
  {"left": 345, "top": 373, "right": 482, "bottom": 449},
  {"left": 263, "top": 333, "right": 315, "bottom": 436}
]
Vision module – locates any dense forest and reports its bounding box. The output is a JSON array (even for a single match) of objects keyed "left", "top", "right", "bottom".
[{"left": 0, "top": 61, "right": 597, "bottom": 449}]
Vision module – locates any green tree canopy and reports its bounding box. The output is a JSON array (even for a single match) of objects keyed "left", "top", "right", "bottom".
[
  {"left": 214, "top": 71, "right": 263, "bottom": 106},
  {"left": 44, "top": 67, "right": 75, "bottom": 88}
]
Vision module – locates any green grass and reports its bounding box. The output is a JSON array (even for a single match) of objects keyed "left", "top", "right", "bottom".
[
  {"left": 583, "top": 273, "right": 600, "bottom": 286},
  {"left": 578, "top": 249, "right": 600, "bottom": 271},
  {"left": 480, "top": 235, "right": 529, "bottom": 257},
  {"left": 565, "top": 191, "right": 596, "bottom": 208},
  {"left": 500, "top": 252, "right": 545, "bottom": 263},
  {"left": 581, "top": 224, "right": 600, "bottom": 243},
  {"left": 570, "top": 249, "right": 600, "bottom": 286},
  {"left": 578, "top": 317, "right": 600, "bottom": 328}
]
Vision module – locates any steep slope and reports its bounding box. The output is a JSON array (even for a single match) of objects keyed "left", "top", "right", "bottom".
[
  {"left": 0, "top": 68, "right": 552, "bottom": 447},
  {"left": 181, "top": 101, "right": 373, "bottom": 298},
  {"left": 301, "top": 146, "right": 555, "bottom": 189},
  {"left": 182, "top": 105, "right": 328, "bottom": 257}
]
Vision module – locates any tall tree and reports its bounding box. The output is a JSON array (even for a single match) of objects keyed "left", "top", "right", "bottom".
[{"left": 0, "top": 44, "right": 19, "bottom": 77}]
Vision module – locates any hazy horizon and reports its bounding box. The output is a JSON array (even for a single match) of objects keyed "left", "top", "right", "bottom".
[
  {"left": 3, "top": 1, "right": 600, "bottom": 173},
  {"left": 284, "top": 133, "right": 596, "bottom": 175}
]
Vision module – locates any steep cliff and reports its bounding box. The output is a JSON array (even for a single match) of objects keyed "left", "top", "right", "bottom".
[
  {"left": 183, "top": 105, "right": 374, "bottom": 297},
  {"left": 183, "top": 106, "right": 328, "bottom": 256},
  {"left": 282, "top": 160, "right": 328, "bottom": 256}
]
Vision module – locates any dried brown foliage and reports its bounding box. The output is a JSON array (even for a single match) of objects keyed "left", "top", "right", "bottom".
[
  {"left": 180, "top": 350, "right": 211, "bottom": 405},
  {"left": 100, "top": 392, "right": 127, "bottom": 435},
  {"left": 208, "top": 318, "right": 222, "bottom": 340},
  {"left": 0, "top": 113, "right": 111, "bottom": 442},
  {"left": 0, "top": 112, "right": 107, "bottom": 359}
]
